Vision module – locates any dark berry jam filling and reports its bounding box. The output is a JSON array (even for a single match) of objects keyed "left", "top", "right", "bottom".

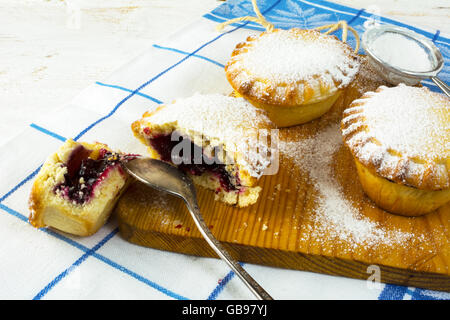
[
  {"left": 54, "top": 145, "right": 134, "bottom": 204},
  {"left": 149, "top": 133, "right": 239, "bottom": 192}
]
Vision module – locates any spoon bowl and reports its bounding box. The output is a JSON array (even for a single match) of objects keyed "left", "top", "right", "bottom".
[{"left": 123, "top": 157, "right": 273, "bottom": 300}]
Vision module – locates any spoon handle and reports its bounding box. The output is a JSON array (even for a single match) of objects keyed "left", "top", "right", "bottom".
[
  {"left": 185, "top": 200, "right": 273, "bottom": 300},
  {"left": 431, "top": 77, "right": 450, "bottom": 98}
]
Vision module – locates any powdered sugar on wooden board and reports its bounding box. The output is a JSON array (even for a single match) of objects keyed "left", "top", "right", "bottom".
[
  {"left": 350, "top": 56, "right": 388, "bottom": 96},
  {"left": 279, "top": 123, "right": 423, "bottom": 249},
  {"left": 119, "top": 185, "right": 175, "bottom": 227}
]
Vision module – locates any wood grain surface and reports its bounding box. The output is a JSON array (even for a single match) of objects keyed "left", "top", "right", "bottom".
[{"left": 115, "top": 58, "right": 450, "bottom": 292}]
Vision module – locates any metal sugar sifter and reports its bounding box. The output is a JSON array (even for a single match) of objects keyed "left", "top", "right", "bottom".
[{"left": 362, "top": 25, "right": 450, "bottom": 97}]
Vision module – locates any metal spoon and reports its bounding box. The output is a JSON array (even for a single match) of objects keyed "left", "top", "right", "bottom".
[
  {"left": 362, "top": 25, "right": 450, "bottom": 97},
  {"left": 123, "top": 157, "right": 273, "bottom": 300}
]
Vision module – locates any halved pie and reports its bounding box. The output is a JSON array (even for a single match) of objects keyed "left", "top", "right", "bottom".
[
  {"left": 29, "top": 139, "right": 133, "bottom": 235},
  {"left": 131, "top": 94, "right": 275, "bottom": 207}
]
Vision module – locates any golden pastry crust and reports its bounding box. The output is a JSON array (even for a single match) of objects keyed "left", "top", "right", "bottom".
[
  {"left": 341, "top": 84, "right": 450, "bottom": 191},
  {"left": 29, "top": 139, "right": 129, "bottom": 236},
  {"left": 131, "top": 94, "right": 275, "bottom": 207},
  {"left": 354, "top": 158, "right": 450, "bottom": 216},
  {"left": 225, "top": 28, "right": 360, "bottom": 108}
]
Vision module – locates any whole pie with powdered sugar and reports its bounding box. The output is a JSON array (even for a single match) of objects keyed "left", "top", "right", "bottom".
[
  {"left": 131, "top": 94, "right": 275, "bottom": 207},
  {"left": 226, "top": 28, "right": 360, "bottom": 127},
  {"left": 341, "top": 84, "right": 450, "bottom": 216}
]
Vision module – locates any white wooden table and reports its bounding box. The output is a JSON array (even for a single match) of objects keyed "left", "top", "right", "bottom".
[{"left": 0, "top": 0, "right": 448, "bottom": 145}]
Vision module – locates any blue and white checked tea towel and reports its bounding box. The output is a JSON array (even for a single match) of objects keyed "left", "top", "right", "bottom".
[{"left": 1, "top": 0, "right": 449, "bottom": 300}]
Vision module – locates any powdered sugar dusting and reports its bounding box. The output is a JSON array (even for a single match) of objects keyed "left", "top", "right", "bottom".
[
  {"left": 371, "top": 32, "right": 432, "bottom": 72},
  {"left": 351, "top": 56, "right": 388, "bottom": 96},
  {"left": 345, "top": 84, "right": 449, "bottom": 161},
  {"left": 122, "top": 186, "right": 175, "bottom": 227},
  {"left": 148, "top": 94, "right": 269, "bottom": 132},
  {"left": 233, "top": 29, "right": 359, "bottom": 88},
  {"left": 279, "top": 123, "right": 420, "bottom": 248},
  {"left": 141, "top": 94, "right": 273, "bottom": 178}
]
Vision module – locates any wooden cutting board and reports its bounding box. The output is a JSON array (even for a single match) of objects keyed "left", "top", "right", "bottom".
[{"left": 115, "top": 58, "right": 450, "bottom": 292}]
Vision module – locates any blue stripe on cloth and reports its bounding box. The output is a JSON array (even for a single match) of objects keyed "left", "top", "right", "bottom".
[
  {"left": 4, "top": 36, "right": 245, "bottom": 297},
  {"left": 0, "top": 203, "right": 92, "bottom": 253},
  {"left": 5, "top": 113, "right": 193, "bottom": 299},
  {"left": 202, "top": 13, "right": 266, "bottom": 32},
  {"left": 347, "top": 8, "right": 365, "bottom": 25},
  {"left": 4, "top": 122, "right": 189, "bottom": 299},
  {"left": 0, "top": 125, "right": 66, "bottom": 202},
  {"left": 72, "top": 97, "right": 129, "bottom": 141},
  {"left": 99, "top": 53, "right": 225, "bottom": 99},
  {"left": 30, "top": 123, "right": 67, "bottom": 142},
  {"left": 308, "top": 0, "right": 450, "bottom": 41},
  {"left": 43, "top": 230, "right": 91, "bottom": 253},
  {"left": 408, "top": 288, "right": 446, "bottom": 300},
  {"left": 432, "top": 30, "right": 441, "bottom": 43},
  {"left": 90, "top": 252, "right": 189, "bottom": 300},
  {"left": 0, "top": 203, "right": 187, "bottom": 299},
  {"left": 298, "top": 0, "right": 366, "bottom": 17},
  {"left": 0, "top": 123, "right": 66, "bottom": 203},
  {"left": 421, "top": 80, "right": 439, "bottom": 92},
  {"left": 95, "top": 81, "right": 163, "bottom": 104},
  {"left": 0, "top": 125, "right": 65, "bottom": 203},
  {"left": 8, "top": 2, "right": 445, "bottom": 300},
  {"left": 409, "top": 288, "right": 431, "bottom": 300},
  {"left": 208, "top": 0, "right": 359, "bottom": 27},
  {"left": 75, "top": 9, "right": 268, "bottom": 141},
  {"left": 378, "top": 284, "right": 408, "bottom": 300},
  {"left": 25, "top": 122, "right": 230, "bottom": 299},
  {"left": 19, "top": 0, "right": 417, "bottom": 301},
  {"left": 72, "top": 0, "right": 281, "bottom": 143},
  {"left": 207, "top": 267, "right": 240, "bottom": 300},
  {"left": 153, "top": 44, "right": 225, "bottom": 68},
  {"left": 209, "top": 0, "right": 449, "bottom": 42},
  {"left": 33, "top": 228, "right": 119, "bottom": 300},
  {"left": 0, "top": 166, "right": 42, "bottom": 203},
  {"left": 297, "top": 0, "right": 449, "bottom": 41},
  {"left": 0, "top": 203, "right": 28, "bottom": 222},
  {"left": 4, "top": 0, "right": 413, "bottom": 300},
  {"left": 2, "top": 0, "right": 282, "bottom": 201}
]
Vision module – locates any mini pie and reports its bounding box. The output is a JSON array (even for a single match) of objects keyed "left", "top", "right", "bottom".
[
  {"left": 341, "top": 84, "right": 450, "bottom": 216},
  {"left": 29, "top": 139, "right": 133, "bottom": 236},
  {"left": 226, "top": 28, "right": 360, "bottom": 127},
  {"left": 131, "top": 94, "right": 274, "bottom": 207}
]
